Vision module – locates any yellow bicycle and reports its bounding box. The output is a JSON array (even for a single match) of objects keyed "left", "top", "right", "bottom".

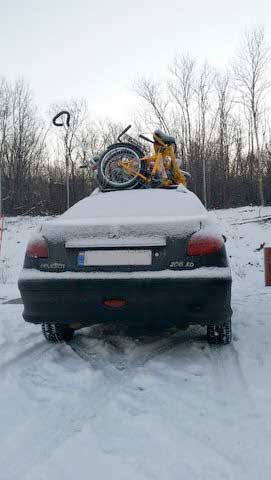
[{"left": 97, "top": 126, "right": 187, "bottom": 190}]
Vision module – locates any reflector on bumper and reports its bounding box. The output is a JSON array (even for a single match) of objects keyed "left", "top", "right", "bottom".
[{"left": 103, "top": 299, "right": 127, "bottom": 308}]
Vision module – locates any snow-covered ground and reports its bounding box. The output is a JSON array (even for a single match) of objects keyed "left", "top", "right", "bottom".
[{"left": 1, "top": 207, "right": 271, "bottom": 480}]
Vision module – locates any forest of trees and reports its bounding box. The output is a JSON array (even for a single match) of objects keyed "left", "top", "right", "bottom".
[{"left": 1, "top": 27, "right": 271, "bottom": 215}]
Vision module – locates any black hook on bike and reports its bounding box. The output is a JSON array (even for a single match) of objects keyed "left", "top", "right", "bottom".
[
  {"left": 117, "top": 125, "right": 131, "bottom": 142},
  {"left": 52, "top": 111, "right": 71, "bottom": 128}
]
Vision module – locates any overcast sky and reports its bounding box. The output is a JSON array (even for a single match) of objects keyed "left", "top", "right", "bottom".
[{"left": 1, "top": 0, "right": 271, "bottom": 122}]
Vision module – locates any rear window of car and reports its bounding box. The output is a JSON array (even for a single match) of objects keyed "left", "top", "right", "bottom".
[{"left": 62, "top": 188, "right": 206, "bottom": 219}]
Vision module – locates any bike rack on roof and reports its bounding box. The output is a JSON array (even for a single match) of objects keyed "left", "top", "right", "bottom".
[{"left": 98, "top": 184, "right": 179, "bottom": 193}]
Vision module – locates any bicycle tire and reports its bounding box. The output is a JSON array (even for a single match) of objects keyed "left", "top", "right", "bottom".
[{"left": 97, "top": 143, "right": 145, "bottom": 190}]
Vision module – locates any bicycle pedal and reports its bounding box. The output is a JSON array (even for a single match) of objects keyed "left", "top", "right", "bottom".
[{"left": 150, "top": 174, "right": 163, "bottom": 187}]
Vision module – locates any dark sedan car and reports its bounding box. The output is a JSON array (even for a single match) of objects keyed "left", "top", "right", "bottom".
[{"left": 18, "top": 186, "right": 232, "bottom": 344}]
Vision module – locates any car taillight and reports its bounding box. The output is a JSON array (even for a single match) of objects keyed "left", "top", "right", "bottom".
[
  {"left": 187, "top": 231, "right": 224, "bottom": 256},
  {"left": 26, "top": 238, "right": 49, "bottom": 259}
]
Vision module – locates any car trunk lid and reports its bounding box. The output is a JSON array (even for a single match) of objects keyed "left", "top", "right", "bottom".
[{"left": 41, "top": 215, "right": 207, "bottom": 272}]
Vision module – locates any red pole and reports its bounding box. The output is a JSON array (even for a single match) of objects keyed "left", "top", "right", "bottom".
[{"left": 264, "top": 247, "right": 271, "bottom": 286}]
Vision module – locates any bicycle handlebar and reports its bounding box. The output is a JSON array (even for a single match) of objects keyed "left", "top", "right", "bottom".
[
  {"left": 52, "top": 111, "right": 71, "bottom": 127},
  {"left": 139, "top": 134, "right": 155, "bottom": 144},
  {"left": 117, "top": 125, "right": 132, "bottom": 142}
]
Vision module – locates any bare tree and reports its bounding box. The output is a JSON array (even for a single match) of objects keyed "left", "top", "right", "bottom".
[
  {"left": 134, "top": 78, "right": 170, "bottom": 132},
  {"left": 196, "top": 62, "right": 216, "bottom": 206},
  {"left": 168, "top": 54, "right": 196, "bottom": 165},
  {"left": 0, "top": 78, "right": 48, "bottom": 214},
  {"left": 215, "top": 72, "right": 233, "bottom": 206},
  {"left": 50, "top": 99, "right": 92, "bottom": 208},
  {"left": 233, "top": 26, "right": 271, "bottom": 205}
]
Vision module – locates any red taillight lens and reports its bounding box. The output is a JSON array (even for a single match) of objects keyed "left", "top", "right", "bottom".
[
  {"left": 187, "top": 231, "right": 224, "bottom": 256},
  {"left": 26, "top": 237, "right": 49, "bottom": 259}
]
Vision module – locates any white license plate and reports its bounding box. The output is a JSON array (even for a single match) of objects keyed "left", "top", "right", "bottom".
[{"left": 78, "top": 249, "right": 152, "bottom": 266}]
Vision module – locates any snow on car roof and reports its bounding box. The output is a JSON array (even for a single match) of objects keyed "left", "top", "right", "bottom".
[{"left": 61, "top": 187, "right": 206, "bottom": 220}]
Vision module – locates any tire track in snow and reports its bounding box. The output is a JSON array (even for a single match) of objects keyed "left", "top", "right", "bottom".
[
  {"left": 0, "top": 326, "right": 255, "bottom": 480},
  {"left": 65, "top": 328, "right": 201, "bottom": 423},
  {"left": 205, "top": 340, "right": 257, "bottom": 416},
  {"left": 66, "top": 328, "right": 209, "bottom": 423},
  {"left": 69, "top": 327, "right": 199, "bottom": 374},
  {"left": 0, "top": 340, "right": 53, "bottom": 373},
  {"left": 67, "top": 330, "right": 246, "bottom": 480},
  {"left": 0, "top": 342, "right": 112, "bottom": 480}
]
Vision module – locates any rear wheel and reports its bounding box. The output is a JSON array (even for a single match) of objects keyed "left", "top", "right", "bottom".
[
  {"left": 207, "top": 317, "right": 232, "bottom": 345},
  {"left": 42, "top": 322, "right": 75, "bottom": 343},
  {"left": 97, "top": 143, "right": 145, "bottom": 190}
]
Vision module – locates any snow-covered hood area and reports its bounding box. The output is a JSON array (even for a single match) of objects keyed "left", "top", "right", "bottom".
[{"left": 40, "top": 188, "right": 219, "bottom": 242}]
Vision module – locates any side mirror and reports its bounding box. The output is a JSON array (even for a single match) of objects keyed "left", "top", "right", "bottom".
[{"left": 52, "top": 111, "right": 71, "bottom": 128}]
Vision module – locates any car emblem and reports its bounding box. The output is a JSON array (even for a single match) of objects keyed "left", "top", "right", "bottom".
[
  {"left": 108, "top": 228, "right": 120, "bottom": 239},
  {"left": 39, "top": 263, "right": 66, "bottom": 272}
]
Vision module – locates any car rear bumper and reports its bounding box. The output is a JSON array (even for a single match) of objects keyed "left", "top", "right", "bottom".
[{"left": 18, "top": 267, "right": 232, "bottom": 328}]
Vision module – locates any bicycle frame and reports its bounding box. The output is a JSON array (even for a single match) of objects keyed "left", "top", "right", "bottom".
[{"left": 119, "top": 139, "right": 187, "bottom": 187}]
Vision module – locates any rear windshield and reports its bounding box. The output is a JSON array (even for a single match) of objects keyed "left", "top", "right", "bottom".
[{"left": 62, "top": 188, "right": 206, "bottom": 219}]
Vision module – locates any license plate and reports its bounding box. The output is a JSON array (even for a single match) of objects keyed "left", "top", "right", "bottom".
[{"left": 78, "top": 249, "right": 152, "bottom": 266}]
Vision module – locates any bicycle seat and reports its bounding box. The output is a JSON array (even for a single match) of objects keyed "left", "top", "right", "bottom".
[{"left": 153, "top": 129, "right": 176, "bottom": 145}]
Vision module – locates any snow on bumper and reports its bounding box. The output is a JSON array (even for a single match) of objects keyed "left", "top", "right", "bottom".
[{"left": 19, "top": 267, "right": 232, "bottom": 282}]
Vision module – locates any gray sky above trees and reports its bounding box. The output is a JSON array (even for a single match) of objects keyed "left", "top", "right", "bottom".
[{"left": 1, "top": 0, "right": 271, "bottom": 121}]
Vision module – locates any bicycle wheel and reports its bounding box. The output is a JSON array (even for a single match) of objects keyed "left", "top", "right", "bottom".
[{"left": 97, "top": 143, "right": 144, "bottom": 190}]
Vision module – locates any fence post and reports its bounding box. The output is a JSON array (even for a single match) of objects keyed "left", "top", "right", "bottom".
[{"left": 264, "top": 247, "right": 271, "bottom": 286}]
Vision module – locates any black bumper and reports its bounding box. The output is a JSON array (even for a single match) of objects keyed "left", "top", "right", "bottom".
[{"left": 18, "top": 268, "right": 232, "bottom": 328}]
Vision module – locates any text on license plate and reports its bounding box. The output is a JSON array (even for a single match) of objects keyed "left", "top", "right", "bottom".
[{"left": 78, "top": 249, "right": 152, "bottom": 266}]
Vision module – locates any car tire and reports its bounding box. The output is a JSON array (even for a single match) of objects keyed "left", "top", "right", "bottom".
[
  {"left": 207, "top": 317, "right": 232, "bottom": 345},
  {"left": 41, "top": 322, "right": 75, "bottom": 343}
]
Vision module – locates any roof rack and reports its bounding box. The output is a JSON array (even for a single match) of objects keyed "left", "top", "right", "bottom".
[{"left": 99, "top": 184, "right": 179, "bottom": 193}]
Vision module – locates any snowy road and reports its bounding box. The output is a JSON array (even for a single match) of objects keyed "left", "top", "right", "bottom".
[{"left": 1, "top": 208, "right": 271, "bottom": 480}]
